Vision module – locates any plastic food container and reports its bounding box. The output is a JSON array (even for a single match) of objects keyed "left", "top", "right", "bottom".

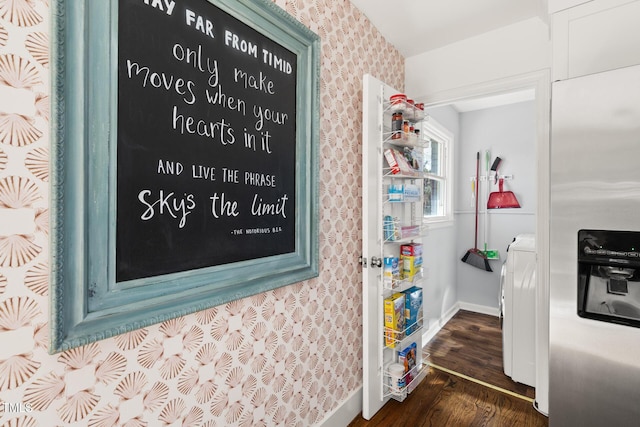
[
  {"left": 414, "top": 102, "right": 425, "bottom": 121},
  {"left": 388, "top": 363, "right": 406, "bottom": 393},
  {"left": 389, "top": 93, "right": 407, "bottom": 111}
]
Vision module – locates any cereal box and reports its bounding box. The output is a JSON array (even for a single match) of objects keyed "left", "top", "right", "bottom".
[
  {"left": 403, "top": 286, "right": 423, "bottom": 335},
  {"left": 384, "top": 293, "right": 405, "bottom": 348},
  {"left": 398, "top": 342, "right": 417, "bottom": 384}
]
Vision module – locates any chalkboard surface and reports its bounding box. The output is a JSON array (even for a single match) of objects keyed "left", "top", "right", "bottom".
[{"left": 116, "top": 0, "right": 297, "bottom": 282}]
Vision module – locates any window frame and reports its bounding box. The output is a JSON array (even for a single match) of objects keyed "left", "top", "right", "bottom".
[{"left": 421, "top": 116, "right": 454, "bottom": 228}]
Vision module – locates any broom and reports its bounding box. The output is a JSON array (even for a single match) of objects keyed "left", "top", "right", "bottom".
[{"left": 461, "top": 152, "right": 493, "bottom": 272}]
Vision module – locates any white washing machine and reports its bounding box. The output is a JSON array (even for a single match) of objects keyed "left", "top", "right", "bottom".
[{"left": 500, "top": 233, "right": 536, "bottom": 387}]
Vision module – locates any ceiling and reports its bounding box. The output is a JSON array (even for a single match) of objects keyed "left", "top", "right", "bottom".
[
  {"left": 349, "top": 0, "right": 546, "bottom": 111},
  {"left": 349, "top": 0, "right": 546, "bottom": 58}
]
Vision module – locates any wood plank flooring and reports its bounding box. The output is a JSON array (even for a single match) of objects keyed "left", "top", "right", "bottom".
[
  {"left": 348, "top": 310, "right": 548, "bottom": 426},
  {"left": 426, "top": 310, "right": 535, "bottom": 399}
]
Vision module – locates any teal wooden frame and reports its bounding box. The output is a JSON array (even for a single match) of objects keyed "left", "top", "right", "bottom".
[{"left": 50, "top": 0, "right": 320, "bottom": 353}]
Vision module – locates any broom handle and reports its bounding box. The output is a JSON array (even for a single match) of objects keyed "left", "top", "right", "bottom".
[
  {"left": 475, "top": 152, "right": 480, "bottom": 249},
  {"left": 484, "top": 150, "right": 490, "bottom": 252}
]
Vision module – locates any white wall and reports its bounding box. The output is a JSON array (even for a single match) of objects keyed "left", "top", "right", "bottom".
[
  {"left": 456, "top": 101, "right": 537, "bottom": 309},
  {"left": 420, "top": 105, "right": 460, "bottom": 328},
  {"left": 405, "top": 17, "right": 550, "bottom": 99},
  {"left": 405, "top": 16, "right": 550, "bottom": 317},
  {"left": 421, "top": 101, "right": 537, "bottom": 317}
]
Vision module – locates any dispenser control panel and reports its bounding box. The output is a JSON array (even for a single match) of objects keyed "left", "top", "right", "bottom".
[{"left": 578, "top": 229, "right": 640, "bottom": 328}]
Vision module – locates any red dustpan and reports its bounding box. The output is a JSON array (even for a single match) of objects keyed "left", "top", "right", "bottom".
[{"left": 487, "top": 178, "right": 520, "bottom": 209}]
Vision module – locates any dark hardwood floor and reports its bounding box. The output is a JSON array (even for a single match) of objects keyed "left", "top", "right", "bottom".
[
  {"left": 348, "top": 310, "right": 548, "bottom": 426},
  {"left": 426, "top": 310, "right": 536, "bottom": 399}
]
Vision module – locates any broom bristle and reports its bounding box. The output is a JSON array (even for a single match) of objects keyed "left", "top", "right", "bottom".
[{"left": 461, "top": 249, "right": 493, "bottom": 272}]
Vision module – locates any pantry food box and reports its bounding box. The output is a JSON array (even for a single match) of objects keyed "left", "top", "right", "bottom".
[
  {"left": 400, "top": 243, "right": 423, "bottom": 280},
  {"left": 383, "top": 148, "right": 401, "bottom": 175},
  {"left": 398, "top": 342, "right": 417, "bottom": 384},
  {"left": 383, "top": 148, "right": 418, "bottom": 176},
  {"left": 384, "top": 293, "right": 406, "bottom": 348},
  {"left": 383, "top": 256, "right": 401, "bottom": 288},
  {"left": 403, "top": 286, "right": 423, "bottom": 335},
  {"left": 402, "top": 183, "right": 421, "bottom": 202}
]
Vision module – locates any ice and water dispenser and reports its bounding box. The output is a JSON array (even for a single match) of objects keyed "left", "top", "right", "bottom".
[{"left": 578, "top": 230, "right": 640, "bottom": 327}]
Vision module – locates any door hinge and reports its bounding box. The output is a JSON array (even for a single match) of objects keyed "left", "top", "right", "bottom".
[{"left": 359, "top": 255, "right": 367, "bottom": 268}]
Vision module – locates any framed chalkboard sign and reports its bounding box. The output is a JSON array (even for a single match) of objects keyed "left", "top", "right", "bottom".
[{"left": 50, "top": 0, "right": 319, "bottom": 352}]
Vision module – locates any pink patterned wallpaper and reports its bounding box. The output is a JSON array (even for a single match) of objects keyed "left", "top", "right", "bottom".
[{"left": 0, "top": 0, "right": 403, "bottom": 425}]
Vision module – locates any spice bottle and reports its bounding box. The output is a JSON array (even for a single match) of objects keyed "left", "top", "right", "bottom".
[{"left": 391, "top": 112, "right": 403, "bottom": 139}]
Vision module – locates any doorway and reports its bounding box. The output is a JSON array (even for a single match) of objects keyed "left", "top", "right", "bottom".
[{"left": 418, "top": 70, "right": 550, "bottom": 415}]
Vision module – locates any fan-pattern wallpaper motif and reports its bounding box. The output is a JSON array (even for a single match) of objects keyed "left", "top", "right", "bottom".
[{"left": 0, "top": 0, "right": 403, "bottom": 425}]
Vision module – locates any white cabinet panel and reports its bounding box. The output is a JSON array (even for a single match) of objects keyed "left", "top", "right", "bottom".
[
  {"left": 548, "top": 0, "right": 591, "bottom": 13},
  {"left": 553, "top": 0, "right": 640, "bottom": 80}
]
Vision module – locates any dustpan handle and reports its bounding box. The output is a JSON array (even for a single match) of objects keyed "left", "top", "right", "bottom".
[{"left": 498, "top": 178, "right": 504, "bottom": 193}]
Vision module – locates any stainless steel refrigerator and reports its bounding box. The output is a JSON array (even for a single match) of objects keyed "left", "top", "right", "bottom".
[{"left": 550, "top": 64, "right": 640, "bottom": 426}]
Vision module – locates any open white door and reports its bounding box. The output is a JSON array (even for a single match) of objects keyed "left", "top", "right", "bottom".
[
  {"left": 361, "top": 74, "right": 428, "bottom": 419},
  {"left": 361, "top": 74, "right": 386, "bottom": 419}
]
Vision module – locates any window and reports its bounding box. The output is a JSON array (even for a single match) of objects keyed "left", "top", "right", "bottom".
[{"left": 421, "top": 117, "right": 453, "bottom": 225}]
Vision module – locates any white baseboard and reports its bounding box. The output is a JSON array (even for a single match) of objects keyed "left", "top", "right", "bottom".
[
  {"left": 458, "top": 301, "right": 499, "bottom": 317},
  {"left": 318, "top": 386, "right": 362, "bottom": 427},
  {"left": 422, "top": 303, "right": 459, "bottom": 344}
]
